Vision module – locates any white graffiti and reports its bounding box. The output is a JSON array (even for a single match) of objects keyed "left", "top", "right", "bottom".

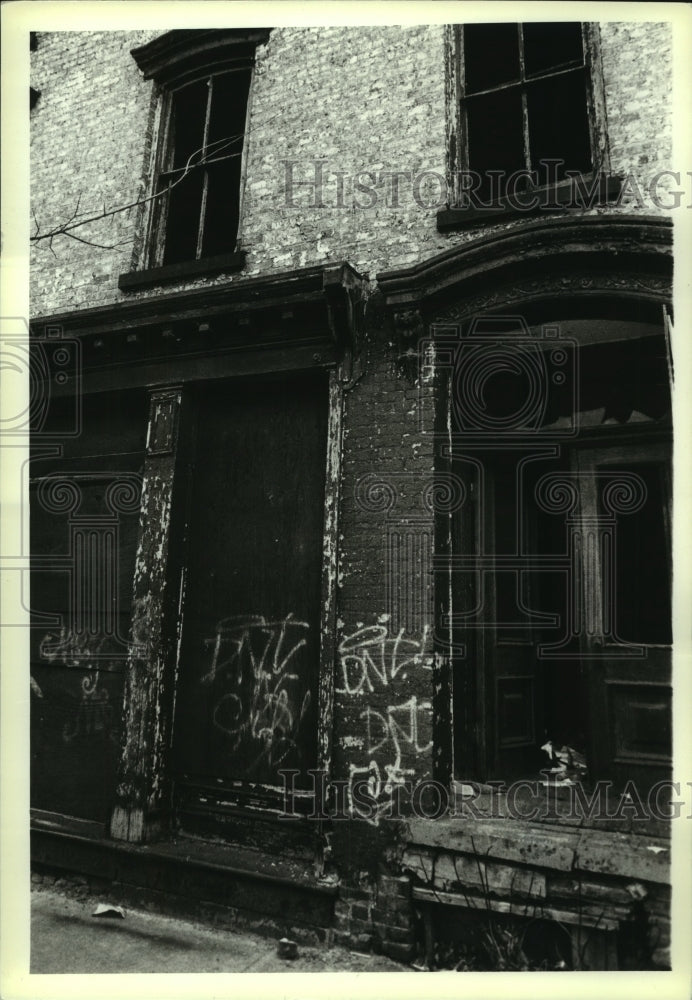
[
  {"left": 39, "top": 628, "right": 104, "bottom": 667},
  {"left": 201, "top": 614, "right": 312, "bottom": 776},
  {"left": 347, "top": 695, "right": 433, "bottom": 823},
  {"left": 38, "top": 629, "right": 118, "bottom": 743},
  {"left": 338, "top": 619, "right": 434, "bottom": 824},
  {"left": 347, "top": 760, "right": 415, "bottom": 822},
  {"left": 337, "top": 622, "right": 432, "bottom": 695},
  {"left": 62, "top": 672, "right": 117, "bottom": 743},
  {"left": 361, "top": 695, "right": 433, "bottom": 758},
  {"left": 202, "top": 613, "right": 308, "bottom": 686}
]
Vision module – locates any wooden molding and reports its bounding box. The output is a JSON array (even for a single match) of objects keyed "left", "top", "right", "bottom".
[
  {"left": 130, "top": 29, "right": 271, "bottom": 85},
  {"left": 377, "top": 214, "right": 673, "bottom": 331}
]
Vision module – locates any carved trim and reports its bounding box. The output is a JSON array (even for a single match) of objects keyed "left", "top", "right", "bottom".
[
  {"left": 322, "top": 262, "right": 367, "bottom": 354},
  {"left": 393, "top": 308, "right": 425, "bottom": 344},
  {"left": 392, "top": 308, "right": 425, "bottom": 383},
  {"left": 146, "top": 388, "right": 182, "bottom": 456},
  {"left": 131, "top": 29, "right": 271, "bottom": 86},
  {"left": 377, "top": 216, "right": 673, "bottom": 341},
  {"left": 434, "top": 271, "right": 672, "bottom": 324},
  {"left": 377, "top": 215, "right": 672, "bottom": 313}
]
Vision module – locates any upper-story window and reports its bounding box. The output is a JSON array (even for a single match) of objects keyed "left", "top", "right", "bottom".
[
  {"left": 158, "top": 69, "right": 251, "bottom": 265},
  {"left": 442, "top": 22, "right": 613, "bottom": 224},
  {"left": 122, "top": 29, "right": 269, "bottom": 289}
]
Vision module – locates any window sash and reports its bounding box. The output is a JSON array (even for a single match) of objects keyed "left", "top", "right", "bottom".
[
  {"left": 448, "top": 22, "right": 605, "bottom": 207},
  {"left": 462, "top": 24, "right": 586, "bottom": 99},
  {"left": 153, "top": 69, "right": 250, "bottom": 267}
]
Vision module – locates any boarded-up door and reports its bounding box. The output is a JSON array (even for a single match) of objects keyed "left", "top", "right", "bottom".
[{"left": 172, "top": 372, "right": 328, "bottom": 795}]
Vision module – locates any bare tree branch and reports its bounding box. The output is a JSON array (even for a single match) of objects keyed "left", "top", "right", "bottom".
[
  {"left": 59, "top": 229, "right": 135, "bottom": 252},
  {"left": 31, "top": 113, "right": 278, "bottom": 251}
]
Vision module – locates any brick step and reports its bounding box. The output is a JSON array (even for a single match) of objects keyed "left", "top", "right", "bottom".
[{"left": 31, "top": 822, "right": 338, "bottom": 943}]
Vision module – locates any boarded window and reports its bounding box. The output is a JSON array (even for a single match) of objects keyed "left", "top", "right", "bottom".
[{"left": 172, "top": 372, "right": 328, "bottom": 795}]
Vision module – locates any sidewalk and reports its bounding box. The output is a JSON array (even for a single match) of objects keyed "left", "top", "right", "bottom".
[{"left": 30, "top": 886, "right": 405, "bottom": 974}]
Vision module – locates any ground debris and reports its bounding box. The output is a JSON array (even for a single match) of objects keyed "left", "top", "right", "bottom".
[
  {"left": 92, "top": 903, "right": 125, "bottom": 919},
  {"left": 277, "top": 937, "right": 298, "bottom": 959}
]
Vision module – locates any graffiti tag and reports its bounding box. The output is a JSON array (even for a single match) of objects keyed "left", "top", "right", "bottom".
[{"left": 202, "top": 614, "right": 312, "bottom": 776}]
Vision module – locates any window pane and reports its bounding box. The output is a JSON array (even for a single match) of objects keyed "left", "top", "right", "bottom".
[
  {"left": 466, "top": 87, "right": 525, "bottom": 199},
  {"left": 162, "top": 170, "right": 204, "bottom": 265},
  {"left": 577, "top": 336, "right": 672, "bottom": 424},
  {"left": 527, "top": 69, "right": 591, "bottom": 180},
  {"left": 200, "top": 71, "right": 251, "bottom": 257},
  {"left": 206, "top": 70, "right": 251, "bottom": 154},
  {"left": 201, "top": 159, "right": 242, "bottom": 257},
  {"left": 523, "top": 22, "right": 584, "bottom": 77},
  {"left": 170, "top": 80, "right": 209, "bottom": 170},
  {"left": 163, "top": 80, "right": 209, "bottom": 264},
  {"left": 463, "top": 23, "right": 520, "bottom": 94}
]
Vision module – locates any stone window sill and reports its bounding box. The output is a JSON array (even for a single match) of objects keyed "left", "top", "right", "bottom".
[
  {"left": 436, "top": 174, "right": 622, "bottom": 232},
  {"left": 118, "top": 250, "right": 246, "bottom": 292}
]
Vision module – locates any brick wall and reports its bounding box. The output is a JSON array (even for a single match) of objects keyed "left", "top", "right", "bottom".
[
  {"left": 332, "top": 316, "right": 438, "bottom": 813},
  {"left": 30, "top": 31, "right": 155, "bottom": 313},
  {"left": 599, "top": 22, "right": 674, "bottom": 209},
  {"left": 241, "top": 25, "right": 447, "bottom": 279},
  {"left": 30, "top": 22, "right": 674, "bottom": 318},
  {"left": 333, "top": 873, "right": 415, "bottom": 961}
]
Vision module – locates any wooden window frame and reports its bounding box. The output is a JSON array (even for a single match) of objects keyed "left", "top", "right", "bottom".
[
  {"left": 122, "top": 30, "right": 270, "bottom": 291},
  {"left": 450, "top": 323, "right": 673, "bottom": 790},
  {"left": 146, "top": 68, "right": 253, "bottom": 270},
  {"left": 441, "top": 22, "right": 614, "bottom": 228}
]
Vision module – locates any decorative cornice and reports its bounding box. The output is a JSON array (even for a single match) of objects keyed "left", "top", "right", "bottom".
[
  {"left": 31, "top": 262, "right": 366, "bottom": 380},
  {"left": 434, "top": 272, "right": 672, "bottom": 325},
  {"left": 377, "top": 215, "right": 673, "bottom": 324},
  {"left": 131, "top": 29, "right": 271, "bottom": 86}
]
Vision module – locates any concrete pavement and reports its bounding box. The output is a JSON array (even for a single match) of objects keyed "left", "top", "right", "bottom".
[{"left": 31, "top": 886, "right": 405, "bottom": 974}]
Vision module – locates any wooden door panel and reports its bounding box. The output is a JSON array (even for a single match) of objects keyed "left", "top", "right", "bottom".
[
  {"left": 607, "top": 681, "right": 672, "bottom": 764},
  {"left": 172, "top": 372, "right": 328, "bottom": 792},
  {"left": 575, "top": 441, "right": 672, "bottom": 786}
]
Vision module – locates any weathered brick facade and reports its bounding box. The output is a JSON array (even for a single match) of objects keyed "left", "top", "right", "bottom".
[
  {"left": 28, "top": 22, "right": 676, "bottom": 970},
  {"left": 30, "top": 23, "right": 673, "bottom": 315}
]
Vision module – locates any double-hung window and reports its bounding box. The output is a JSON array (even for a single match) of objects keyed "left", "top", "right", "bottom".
[
  {"left": 444, "top": 22, "right": 612, "bottom": 218},
  {"left": 157, "top": 69, "right": 251, "bottom": 265},
  {"left": 122, "top": 29, "right": 270, "bottom": 289}
]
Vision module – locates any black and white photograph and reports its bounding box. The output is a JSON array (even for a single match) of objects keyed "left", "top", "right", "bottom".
[{"left": 1, "top": 2, "right": 691, "bottom": 995}]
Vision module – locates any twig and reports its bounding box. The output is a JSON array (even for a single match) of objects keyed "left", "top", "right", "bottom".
[{"left": 30, "top": 109, "right": 284, "bottom": 250}]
